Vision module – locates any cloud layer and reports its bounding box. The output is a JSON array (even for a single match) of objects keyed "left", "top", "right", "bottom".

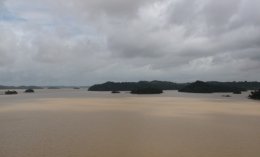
[{"left": 0, "top": 0, "right": 260, "bottom": 85}]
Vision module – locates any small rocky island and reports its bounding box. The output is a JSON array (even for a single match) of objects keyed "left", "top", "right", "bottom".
[
  {"left": 131, "top": 87, "right": 163, "bottom": 94},
  {"left": 179, "top": 81, "right": 246, "bottom": 93},
  {"left": 249, "top": 90, "right": 260, "bottom": 100},
  {"left": 233, "top": 91, "right": 242, "bottom": 94},
  {"left": 24, "top": 89, "right": 34, "bottom": 93},
  {"left": 5, "top": 90, "right": 18, "bottom": 95},
  {"left": 111, "top": 91, "right": 120, "bottom": 94},
  {"left": 222, "top": 95, "right": 231, "bottom": 97}
]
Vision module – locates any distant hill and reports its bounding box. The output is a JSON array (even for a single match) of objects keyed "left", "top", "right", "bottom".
[
  {"left": 88, "top": 80, "right": 260, "bottom": 92},
  {"left": 207, "top": 81, "right": 260, "bottom": 90},
  {"left": 1, "top": 80, "right": 259, "bottom": 92},
  {"left": 88, "top": 81, "right": 186, "bottom": 91},
  {"left": 179, "top": 81, "right": 247, "bottom": 93},
  {"left": 0, "top": 85, "right": 90, "bottom": 90},
  {"left": 0, "top": 85, "right": 43, "bottom": 89},
  {"left": 47, "top": 87, "right": 60, "bottom": 89}
]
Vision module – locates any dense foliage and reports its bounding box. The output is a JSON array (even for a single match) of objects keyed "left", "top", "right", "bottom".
[
  {"left": 24, "top": 89, "right": 35, "bottom": 93},
  {"left": 178, "top": 81, "right": 246, "bottom": 93},
  {"left": 88, "top": 81, "right": 186, "bottom": 91},
  {"left": 131, "top": 87, "right": 163, "bottom": 94},
  {"left": 249, "top": 90, "right": 260, "bottom": 100},
  {"left": 207, "top": 81, "right": 260, "bottom": 90},
  {"left": 88, "top": 81, "right": 260, "bottom": 92},
  {"left": 5, "top": 90, "right": 18, "bottom": 95}
]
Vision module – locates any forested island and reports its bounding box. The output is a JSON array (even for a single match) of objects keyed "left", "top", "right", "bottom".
[
  {"left": 24, "top": 89, "right": 35, "bottom": 93},
  {"left": 5, "top": 90, "right": 18, "bottom": 95},
  {"left": 131, "top": 87, "right": 163, "bottom": 94},
  {"left": 1, "top": 80, "right": 260, "bottom": 96},
  {"left": 88, "top": 80, "right": 260, "bottom": 93},
  {"left": 178, "top": 81, "right": 246, "bottom": 93},
  {"left": 88, "top": 81, "right": 186, "bottom": 91}
]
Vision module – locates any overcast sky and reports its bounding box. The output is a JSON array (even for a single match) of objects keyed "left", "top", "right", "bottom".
[{"left": 0, "top": 0, "right": 260, "bottom": 85}]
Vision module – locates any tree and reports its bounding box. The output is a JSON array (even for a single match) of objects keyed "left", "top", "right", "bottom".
[{"left": 249, "top": 90, "right": 260, "bottom": 100}]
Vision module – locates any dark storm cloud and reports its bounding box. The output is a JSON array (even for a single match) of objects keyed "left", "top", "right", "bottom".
[{"left": 0, "top": 0, "right": 260, "bottom": 85}]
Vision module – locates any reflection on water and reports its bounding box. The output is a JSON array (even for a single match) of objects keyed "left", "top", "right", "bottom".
[{"left": 0, "top": 89, "right": 259, "bottom": 157}]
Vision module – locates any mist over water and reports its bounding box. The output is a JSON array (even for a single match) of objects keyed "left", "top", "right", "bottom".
[{"left": 0, "top": 89, "right": 260, "bottom": 157}]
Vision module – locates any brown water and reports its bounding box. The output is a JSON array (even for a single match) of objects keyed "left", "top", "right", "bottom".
[{"left": 0, "top": 89, "right": 260, "bottom": 157}]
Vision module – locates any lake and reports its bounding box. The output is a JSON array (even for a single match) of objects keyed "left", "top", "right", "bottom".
[{"left": 0, "top": 89, "right": 259, "bottom": 157}]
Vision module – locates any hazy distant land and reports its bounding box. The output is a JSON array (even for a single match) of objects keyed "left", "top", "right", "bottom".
[
  {"left": 88, "top": 80, "right": 260, "bottom": 92},
  {"left": 87, "top": 80, "right": 260, "bottom": 96},
  {"left": 2, "top": 80, "right": 260, "bottom": 97}
]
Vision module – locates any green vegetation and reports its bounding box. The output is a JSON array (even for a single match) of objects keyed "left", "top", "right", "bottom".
[
  {"left": 5, "top": 90, "right": 18, "bottom": 95},
  {"left": 131, "top": 87, "right": 163, "bottom": 94},
  {"left": 24, "top": 89, "right": 34, "bottom": 93},
  {"left": 88, "top": 81, "right": 186, "bottom": 91},
  {"left": 249, "top": 90, "right": 260, "bottom": 100},
  {"left": 88, "top": 81, "right": 260, "bottom": 92},
  {"left": 47, "top": 87, "right": 60, "bottom": 89},
  {"left": 178, "top": 81, "right": 246, "bottom": 93}
]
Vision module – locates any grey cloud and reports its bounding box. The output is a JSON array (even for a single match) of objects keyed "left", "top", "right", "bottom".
[
  {"left": 168, "top": 0, "right": 199, "bottom": 25},
  {"left": 0, "top": 25, "right": 18, "bottom": 66},
  {"left": 202, "top": 0, "right": 241, "bottom": 26},
  {"left": 0, "top": 0, "right": 260, "bottom": 85},
  {"left": 107, "top": 26, "right": 170, "bottom": 58},
  {"left": 38, "top": 0, "right": 162, "bottom": 18},
  {"left": 75, "top": 0, "right": 152, "bottom": 17},
  {"left": 0, "top": 0, "right": 7, "bottom": 19},
  {"left": 0, "top": 0, "right": 5, "bottom": 11}
]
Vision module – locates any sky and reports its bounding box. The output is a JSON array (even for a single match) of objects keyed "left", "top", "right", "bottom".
[{"left": 0, "top": 0, "right": 260, "bottom": 85}]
